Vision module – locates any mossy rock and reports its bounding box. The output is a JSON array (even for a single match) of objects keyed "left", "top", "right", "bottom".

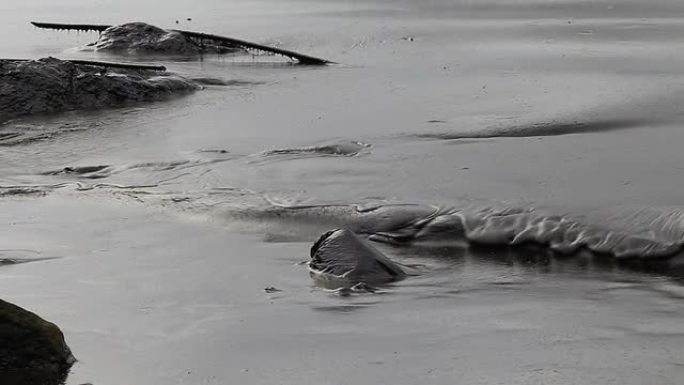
[{"left": 0, "top": 299, "right": 75, "bottom": 384}]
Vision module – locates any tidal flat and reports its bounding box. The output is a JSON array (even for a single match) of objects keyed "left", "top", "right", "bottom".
[{"left": 2, "top": 1, "right": 684, "bottom": 384}]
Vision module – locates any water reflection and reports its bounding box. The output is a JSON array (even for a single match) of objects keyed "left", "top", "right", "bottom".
[{"left": 388, "top": 242, "right": 684, "bottom": 284}]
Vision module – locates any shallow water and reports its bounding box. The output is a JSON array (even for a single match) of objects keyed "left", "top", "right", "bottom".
[{"left": 2, "top": 0, "right": 684, "bottom": 384}]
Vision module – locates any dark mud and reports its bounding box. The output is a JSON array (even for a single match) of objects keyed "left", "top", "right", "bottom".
[
  {"left": 416, "top": 118, "right": 652, "bottom": 140},
  {"left": 189, "top": 77, "right": 263, "bottom": 87},
  {"left": 91, "top": 22, "right": 243, "bottom": 55},
  {"left": 90, "top": 187, "right": 684, "bottom": 262}
]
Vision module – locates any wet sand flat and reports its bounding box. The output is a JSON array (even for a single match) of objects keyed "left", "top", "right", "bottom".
[{"left": 3, "top": 1, "right": 684, "bottom": 384}]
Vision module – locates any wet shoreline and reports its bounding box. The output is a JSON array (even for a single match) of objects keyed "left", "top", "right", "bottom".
[{"left": 3, "top": 0, "right": 684, "bottom": 384}]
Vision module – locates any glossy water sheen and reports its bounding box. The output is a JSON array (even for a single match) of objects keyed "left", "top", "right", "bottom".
[{"left": 2, "top": 1, "right": 684, "bottom": 384}]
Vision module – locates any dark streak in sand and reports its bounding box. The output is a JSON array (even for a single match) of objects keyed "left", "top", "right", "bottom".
[{"left": 415, "top": 118, "right": 654, "bottom": 140}]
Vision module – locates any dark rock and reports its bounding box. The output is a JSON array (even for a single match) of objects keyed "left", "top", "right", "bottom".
[
  {"left": 0, "top": 299, "right": 75, "bottom": 384},
  {"left": 0, "top": 57, "right": 200, "bottom": 123},
  {"left": 309, "top": 229, "right": 406, "bottom": 289},
  {"left": 93, "top": 22, "right": 241, "bottom": 55},
  {"left": 94, "top": 22, "right": 200, "bottom": 54}
]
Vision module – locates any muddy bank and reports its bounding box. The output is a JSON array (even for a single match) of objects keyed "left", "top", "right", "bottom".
[
  {"left": 32, "top": 21, "right": 332, "bottom": 64},
  {"left": 0, "top": 57, "right": 199, "bottom": 124},
  {"left": 92, "top": 22, "right": 242, "bottom": 55}
]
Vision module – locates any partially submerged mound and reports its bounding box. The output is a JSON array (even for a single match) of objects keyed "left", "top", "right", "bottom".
[
  {"left": 31, "top": 21, "right": 331, "bottom": 64},
  {"left": 0, "top": 57, "right": 199, "bottom": 123},
  {"left": 309, "top": 229, "right": 406, "bottom": 289},
  {"left": 0, "top": 299, "right": 75, "bottom": 384},
  {"left": 93, "top": 22, "right": 240, "bottom": 55}
]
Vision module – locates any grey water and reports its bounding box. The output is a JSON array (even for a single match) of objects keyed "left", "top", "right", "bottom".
[{"left": 2, "top": 0, "right": 684, "bottom": 384}]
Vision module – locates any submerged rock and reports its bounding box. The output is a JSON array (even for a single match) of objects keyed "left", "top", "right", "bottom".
[
  {"left": 0, "top": 57, "right": 200, "bottom": 123},
  {"left": 93, "top": 22, "right": 241, "bottom": 55},
  {"left": 0, "top": 299, "right": 75, "bottom": 384},
  {"left": 309, "top": 229, "right": 406, "bottom": 289}
]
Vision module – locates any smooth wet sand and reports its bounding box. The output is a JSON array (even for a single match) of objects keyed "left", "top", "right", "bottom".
[{"left": 1, "top": 196, "right": 684, "bottom": 384}]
